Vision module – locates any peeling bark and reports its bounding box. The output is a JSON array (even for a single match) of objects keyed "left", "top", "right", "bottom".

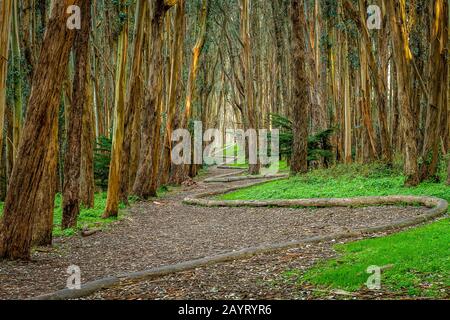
[
  {"left": 290, "top": 0, "right": 309, "bottom": 175},
  {"left": 62, "top": 0, "right": 92, "bottom": 229},
  {"left": 0, "top": 0, "right": 79, "bottom": 260}
]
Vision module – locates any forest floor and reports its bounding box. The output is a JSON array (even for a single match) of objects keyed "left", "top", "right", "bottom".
[{"left": 0, "top": 167, "right": 443, "bottom": 300}]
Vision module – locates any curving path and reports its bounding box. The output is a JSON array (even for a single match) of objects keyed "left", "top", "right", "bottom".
[{"left": 0, "top": 167, "right": 446, "bottom": 300}]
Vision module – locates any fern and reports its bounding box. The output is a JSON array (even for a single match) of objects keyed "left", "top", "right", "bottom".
[
  {"left": 271, "top": 113, "right": 335, "bottom": 166},
  {"left": 94, "top": 135, "right": 112, "bottom": 189}
]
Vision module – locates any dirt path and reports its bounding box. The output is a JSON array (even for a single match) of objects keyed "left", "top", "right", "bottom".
[{"left": 0, "top": 167, "right": 430, "bottom": 299}]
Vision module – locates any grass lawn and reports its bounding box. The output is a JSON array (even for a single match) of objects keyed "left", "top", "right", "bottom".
[
  {"left": 219, "top": 162, "right": 450, "bottom": 202},
  {"left": 52, "top": 193, "right": 127, "bottom": 237},
  {"left": 220, "top": 162, "right": 450, "bottom": 298},
  {"left": 285, "top": 219, "right": 449, "bottom": 298}
]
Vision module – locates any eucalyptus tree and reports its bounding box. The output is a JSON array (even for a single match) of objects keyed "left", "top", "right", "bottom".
[{"left": 0, "top": 0, "right": 80, "bottom": 260}]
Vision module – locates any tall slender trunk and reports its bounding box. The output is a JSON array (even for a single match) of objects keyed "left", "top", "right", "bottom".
[
  {"left": 270, "top": 0, "right": 287, "bottom": 113},
  {"left": 242, "top": 0, "right": 260, "bottom": 175},
  {"left": 62, "top": 0, "right": 92, "bottom": 229},
  {"left": 169, "top": 0, "right": 207, "bottom": 184},
  {"left": 5, "top": 106, "right": 13, "bottom": 184},
  {"left": 104, "top": 1, "right": 129, "bottom": 217},
  {"left": 161, "top": 0, "right": 185, "bottom": 186},
  {"left": 80, "top": 56, "right": 95, "bottom": 208},
  {"left": 360, "top": 42, "right": 378, "bottom": 159},
  {"left": 21, "top": 0, "right": 35, "bottom": 78},
  {"left": 132, "top": 2, "right": 165, "bottom": 199},
  {"left": 376, "top": 0, "right": 392, "bottom": 164},
  {"left": 307, "top": 0, "right": 326, "bottom": 138},
  {"left": 343, "top": 0, "right": 391, "bottom": 163},
  {"left": 343, "top": 35, "right": 352, "bottom": 164},
  {"left": 11, "top": 0, "right": 23, "bottom": 161},
  {"left": 290, "top": 0, "right": 309, "bottom": 175},
  {"left": 0, "top": 0, "right": 79, "bottom": 260},
  {"left": 132, "top": 0, "right": 177, "bottom": 198},
  {"left": 0, "top": 0, "right": 13, "bottom": 161},
  {"left": 119, "top": 0, "right": 147, "bottom": 203},
  {"left": 148, "top": 41, "right": 167, "bottom": 195},
  {"left": 385, "top": 0, "right": 419, "bottom": 186},
  {"left": 32, "top": 117, "right": 58, "bottom": 246},
  {"left": 420, "top": 0, "right": 448, "bottom": 182}
]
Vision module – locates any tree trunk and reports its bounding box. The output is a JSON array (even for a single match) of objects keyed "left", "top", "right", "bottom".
[
  {"left": 270, "top": 0, "right": 287, "bottom": 114},
  {"left": 11, "top": 0, "right": 23, "bottom": 161},
  {"left": 343, "top": 0, "right": 392, "bottom": 164},
  {"left": 0, "top": 0, "right": 13, "bottom": 162},
  {"left": 80, "top": 56, "right": 95, "bottom": 208},
  {"left": 290, "top": 0, "right": 309, "bottom": 175},
  {"left": 420, "top": 0, "right": 448, "bottom": 182},
  {"left": 161, "top": 0, "right": 185, "bottom": 186},
  {"left": 360, "top": 42, "right": 378, "bottom": 159},
  {"left": 132, "top": 0, "right": 167, "bottom": 199},
  {"left": 343, "top": 35, "right": 352, "bottom": 164},
  {"left": 170, "top": 0, "right": 208, "bottom": 184},
  {"left": 21, "top": 0, "right": 35, "bottom": 78},
  {"left": 118, "top": 0, "right": 147, "bottom": 204},
  {"left": 0, "top": 0, "right": 79, "bottom": 260},
  {"left": 133, "top": 0, "right": 166, "bottom": 199},
  {"left": 104, "top": 0, "right": 129, "bottom": 218},
  {"left": 242, "top": 0, "right": 260, "bottom": 175},
  {"left": 385, "top": 0, "right": 419, "bottom": 186},
  {"left": 32, "top": 117, "right": 58, "bottom": 246},
  {"left": 62, "top": 0, "right": 91, "bottom": 229}
]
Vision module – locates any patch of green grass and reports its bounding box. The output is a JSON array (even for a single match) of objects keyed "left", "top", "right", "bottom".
[
  {"left": 51, "top": 192, "right": 127, "bottom": 237},
  {"left": 220, "top": 162, "right": 450, "bottom": 202},
  {"left": 220, "top": 162, "right": 450, "bottom": 298},
  {"left": 291, "top": 219, "right": 449, "bottom": 298}
]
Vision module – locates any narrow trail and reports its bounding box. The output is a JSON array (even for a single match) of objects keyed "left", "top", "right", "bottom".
[{"left": 0, "top": 167, "right": 440, "bottom": 299}]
